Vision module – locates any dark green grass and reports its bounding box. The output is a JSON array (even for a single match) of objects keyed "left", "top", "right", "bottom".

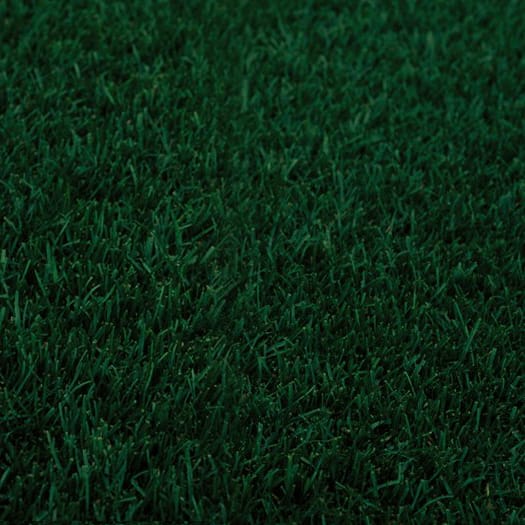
[{"left": 1, "top": 0, "right": 524, "bottom": 522}]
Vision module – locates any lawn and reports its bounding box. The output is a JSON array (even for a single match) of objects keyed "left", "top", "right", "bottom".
[{"left": 0, "top": 0, "right": 524, "bottom": 522}]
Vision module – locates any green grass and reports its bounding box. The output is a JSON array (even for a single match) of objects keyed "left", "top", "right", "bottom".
[{"left": 1, "top": 0, "right": 524, "bottom": 522}]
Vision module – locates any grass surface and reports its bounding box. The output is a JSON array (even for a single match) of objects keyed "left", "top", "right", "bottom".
[{"left": 1, "top": 0, "right": 524, "bottom": 522}]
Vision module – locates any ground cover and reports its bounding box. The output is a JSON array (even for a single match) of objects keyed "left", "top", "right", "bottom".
[{"left": 0, "top": 0, "right": 524, "bottom": 522}]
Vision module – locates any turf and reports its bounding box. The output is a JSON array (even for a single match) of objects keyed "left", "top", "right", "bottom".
[{"left": 1, "top": 0, "right": 524, "bottom": 523}]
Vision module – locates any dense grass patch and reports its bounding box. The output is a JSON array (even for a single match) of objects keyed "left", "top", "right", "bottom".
[{"left": 1, "top": 0, "right": 524, "bottom": 522}]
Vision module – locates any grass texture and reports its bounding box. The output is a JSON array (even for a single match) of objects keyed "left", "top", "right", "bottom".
[{"left": 1, "top": 0, "right": 524, "bottom": 523}]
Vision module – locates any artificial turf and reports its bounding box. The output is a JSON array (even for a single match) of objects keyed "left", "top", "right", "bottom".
[{"left": 1, "top": 0, "right": 524, "bottom": 522}]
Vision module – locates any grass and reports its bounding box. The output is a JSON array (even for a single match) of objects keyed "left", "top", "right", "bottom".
[{"left": 0, "top": 0, "right": 524, "bottom": 522}]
